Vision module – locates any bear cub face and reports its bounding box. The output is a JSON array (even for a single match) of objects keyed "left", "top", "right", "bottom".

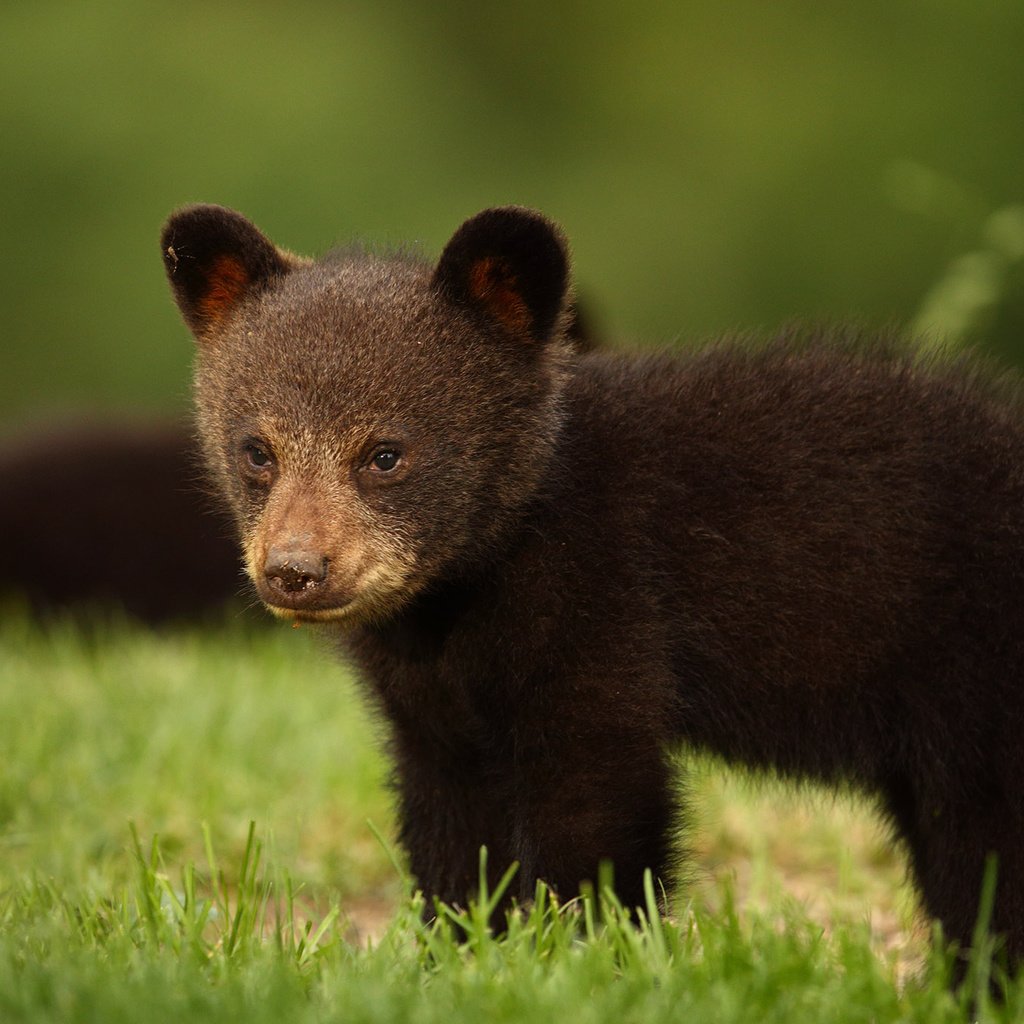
[{"left": 162, "top": 205, "right": 574, "bottom": 625}]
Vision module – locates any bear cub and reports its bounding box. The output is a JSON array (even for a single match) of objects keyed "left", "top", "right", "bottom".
[{"left": 162, "top": 203, "right": 1024, "bottom": 964}]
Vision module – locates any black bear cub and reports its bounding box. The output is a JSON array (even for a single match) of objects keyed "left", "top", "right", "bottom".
[{"left": 162, "top": 204, "right": 1024, "bottom": 964}]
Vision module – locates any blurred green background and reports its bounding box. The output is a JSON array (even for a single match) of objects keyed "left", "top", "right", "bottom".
[{"left": 2, "top": 0, "right": 1023, "bottom": 431}]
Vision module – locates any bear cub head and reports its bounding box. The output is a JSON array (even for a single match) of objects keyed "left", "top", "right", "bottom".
[{"left": 161, "top": 205, "right": 574, "bottom": 625}]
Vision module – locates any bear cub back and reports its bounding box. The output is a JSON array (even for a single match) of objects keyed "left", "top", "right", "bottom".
[{"left": 162, "top": 204, "right": 1024, "bottom": 968}]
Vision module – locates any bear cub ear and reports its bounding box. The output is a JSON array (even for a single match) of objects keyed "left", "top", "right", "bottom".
[
  {"left": 432, "top": 206, "right": 570, "bottom": 344},
  {"left": 160, "top": 205, "right": 293, "bottom": 339}
]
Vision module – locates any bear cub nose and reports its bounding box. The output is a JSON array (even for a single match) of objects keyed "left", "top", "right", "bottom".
[{"left": 264, "top": 546, "right": 329, "bottom": 597}]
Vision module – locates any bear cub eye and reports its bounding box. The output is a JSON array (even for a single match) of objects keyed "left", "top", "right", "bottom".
[
  {"left": 241, "top": 439, "right": 275, "bottom": 475},
  {"left": 357, "top": 441, "right": 408, "bottom": 487},
  {"left": 369, "top": 447, "right": 401, "bottom": 473}
]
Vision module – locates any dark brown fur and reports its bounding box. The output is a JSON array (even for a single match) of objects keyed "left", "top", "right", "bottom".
[
  {"left": 162, "top": 204, "right": 1024, "bottom": 967},
  {"left": 0, "top": 419, "right": 245, "bottom": 623}
]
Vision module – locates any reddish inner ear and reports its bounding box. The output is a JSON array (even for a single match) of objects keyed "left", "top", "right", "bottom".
[
  {"left": 197, "top": 254, "right": 251, "bottom": 329},
  {"left": 468, "top": 256, "right": 532, "bottom": 335}
]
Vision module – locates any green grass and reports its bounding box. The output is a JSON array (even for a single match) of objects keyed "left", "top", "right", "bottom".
[
  {"left": 0, "top": 616, "right": 390, "bottom": 911},
  {"left": 2, "top": 610, "right": 1022, "bottom": 1022}
]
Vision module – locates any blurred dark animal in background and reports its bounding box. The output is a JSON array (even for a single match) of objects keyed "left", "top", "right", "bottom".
[{"left": 0, "top": 419, "right": 243, "bottom": 624}]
